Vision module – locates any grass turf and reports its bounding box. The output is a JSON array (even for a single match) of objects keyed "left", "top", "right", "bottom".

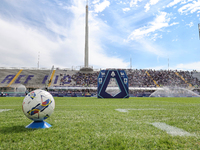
[{"left": 1, "top": 97, "right": 200, "bottom": 149}]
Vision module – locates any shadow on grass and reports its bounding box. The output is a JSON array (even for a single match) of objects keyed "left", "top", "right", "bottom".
[{"left": 0, "top": 125, "right": 36, "bottom": 134}]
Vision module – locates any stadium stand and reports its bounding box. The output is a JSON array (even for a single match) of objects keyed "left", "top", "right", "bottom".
[
  {"left": 191, "top": 71, "right": 200, "bottom": 81},
  {"left": 0, "top": 68, "right": 200, "bottom": 97},
  {"left": 127, "top": 69, "right": 159, "bottom": 88},
  {"left": 0, "top": 68, "right": 50, "bottom": 91}
]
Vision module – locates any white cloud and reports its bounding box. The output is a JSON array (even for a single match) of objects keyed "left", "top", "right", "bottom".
[
  {"left": 130, "top": 0, "right": 142, "bottom": 7},
  {"left": 186, "top": 21, "right": 194, "bottom": 27},
  {"left": 94, "top": 0, "right": 110, "bottom": 13},
  {"left": 172, "top": 39, "right": 178, "bottom": 42},
  {"left": 87, "top": 11, "right": 129, "bottom": 68},
  {"left": 147, "top": 65, "right": 168, "bottom": 70},
  {"left": 144, "top": 3, "right": 150, "bottom": 12},
  {"left": 151, "top": 33, "right": 162, "bottom": 41},
  {"left": 92, "top": 0, "right": 100, "bottom": 4},
  {"left": 122, "top": 8, "right": 130, "bottom": 12},
  {"left": 175, "top": 61, "right": 200, "bottom": 71},
  {"left": 166, "top": 0, "right": 182, "bottom": 8},
  {"left": 0, "top": 18, "right": 58, "bottom": 68},
  {"left": 170, "top": 22, "right": 179, "bottom": 26},
  {"left": 127, "top": 11, "right": 176, "bottom": 40},
  {"left": 178, "top": 1, "right": 200, "bottom": 14},
  {"left": 125, "top": 11, "right": 179, "bottom": 58},
  {"left": 0, "top": 0, "right": 129, "bottom": 69},
  {"left": 145, "top": 0, "right": 160, "bottom": 12},
  {"left": 137, "top": 39, "right": 166, "bottom": 57},
  {"left": 149, "top": 0, "right": 160, "bottom": 5}
]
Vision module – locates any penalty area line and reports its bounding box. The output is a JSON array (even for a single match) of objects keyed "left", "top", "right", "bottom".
[
  {"left": 115, "top": 108, "right": 165, "bottom": 112},
  {"left": 0, "top": 109, "right": 12, "bottom": 113},
  {"left": 151, "top": 122, "right": 193, "bottom": 136},
  {"left": 115, "top": 109, "right": 129, "bottom": 112}
]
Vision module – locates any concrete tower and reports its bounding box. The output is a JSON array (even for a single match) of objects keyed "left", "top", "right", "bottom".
[
  {"left": 85, "top": 1, "right": 89, "bottom": 68},
  {"left": 80, "top": 0, "right": 93, "bottom": 73}
]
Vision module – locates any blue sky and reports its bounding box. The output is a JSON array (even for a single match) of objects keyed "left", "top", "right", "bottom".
[{"left": 0, "top": 0, "right": 200, "bottom": 70}]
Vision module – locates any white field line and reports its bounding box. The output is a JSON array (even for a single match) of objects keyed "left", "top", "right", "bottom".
[
  {"left": 115, "top": 108, "right": 165, "bottom": 112},
  {"left": 151, "top": 122, "right": 193, "bottom": 136},
  {"left": 0, "top": 109, "right": 12, "bottom": 113},
  {"left": 115, "top": 109, "right": 129, "bottom": 112},
  {"left": 0, "top": 105, "right": 20, "bottom": 106}
]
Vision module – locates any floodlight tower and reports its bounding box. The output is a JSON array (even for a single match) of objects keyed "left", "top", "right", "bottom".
[
  {"left": 85, "top": 0, "right": 89, "bottom": 68},
  {"left": 198, "top": 23, "right": 200, "bottom": 40},
  {"left": 80, "top": 0, "right": 93, "bottom": 73}
]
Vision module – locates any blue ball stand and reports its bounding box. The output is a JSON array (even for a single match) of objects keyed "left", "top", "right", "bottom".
[{"left": 26, "top": 121, "right": 52, "bottom": 129}]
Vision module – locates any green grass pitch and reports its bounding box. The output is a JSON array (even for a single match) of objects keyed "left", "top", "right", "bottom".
[{"left": 1, "top": 97, "right": 200, "bottom": 149}]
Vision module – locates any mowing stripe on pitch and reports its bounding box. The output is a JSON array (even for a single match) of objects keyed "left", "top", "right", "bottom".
[
  {"left": 0, "top": 109, "right": 12, "bottom": 113},
  {"left": 151, "top": 122, "right": 193, "bottom": 136}
]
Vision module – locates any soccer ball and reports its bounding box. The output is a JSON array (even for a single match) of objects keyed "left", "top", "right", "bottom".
[{"left": 22, "top": 89, "right": 55, "bottom": 121}]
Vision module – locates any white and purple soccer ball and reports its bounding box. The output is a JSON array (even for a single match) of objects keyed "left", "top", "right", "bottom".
[{"left": 22, "top": 89, "right": 55, "bottom": 121}]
